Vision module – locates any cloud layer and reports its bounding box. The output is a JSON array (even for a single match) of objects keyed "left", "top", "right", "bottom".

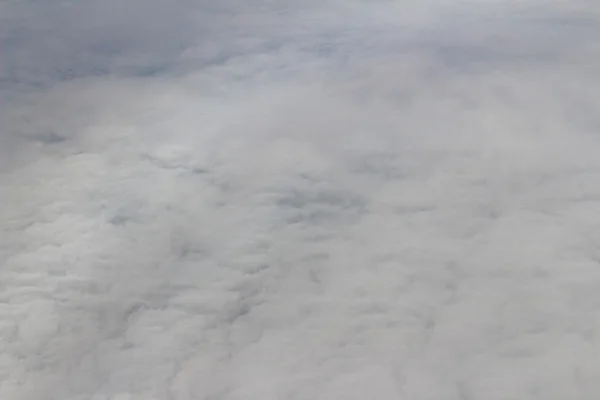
[{"left": 3, "top": 1, "right": 600, "bottom": 399}]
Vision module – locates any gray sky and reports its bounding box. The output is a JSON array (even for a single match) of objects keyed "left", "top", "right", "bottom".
[{"left": 2, "top": 1, "right": 600, "bottom": 399}]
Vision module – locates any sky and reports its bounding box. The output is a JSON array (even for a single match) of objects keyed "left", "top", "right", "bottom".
[{"left": 2, "top": 0, "right": 600, "bottom": 399}]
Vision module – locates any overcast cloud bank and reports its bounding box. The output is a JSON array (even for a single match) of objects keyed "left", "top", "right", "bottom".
[{"left": 2, "top": 1, "right": 600, "bottom": 399}]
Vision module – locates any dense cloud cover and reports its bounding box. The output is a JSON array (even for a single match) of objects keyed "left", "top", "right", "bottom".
[{"left": 2, "top": 1, "right": 600, "bottom": 399}]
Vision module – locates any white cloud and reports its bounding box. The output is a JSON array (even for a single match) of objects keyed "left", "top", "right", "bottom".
[{"left": 3, "top": 1, "right": 600, "bottom": 399}]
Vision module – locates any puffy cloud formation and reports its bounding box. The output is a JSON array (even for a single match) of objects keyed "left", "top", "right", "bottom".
[{"left": 2, "top": 1, "right": 600, "bottom": 399}]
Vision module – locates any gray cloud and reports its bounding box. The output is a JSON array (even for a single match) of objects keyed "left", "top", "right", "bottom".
[{"left": 3, "top": 1, "right": 600, "bottom": 399}]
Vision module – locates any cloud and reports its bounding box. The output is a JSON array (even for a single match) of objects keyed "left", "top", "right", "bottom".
[{"left": 3, "top": 1, "right": 600, "bottom": 399}]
